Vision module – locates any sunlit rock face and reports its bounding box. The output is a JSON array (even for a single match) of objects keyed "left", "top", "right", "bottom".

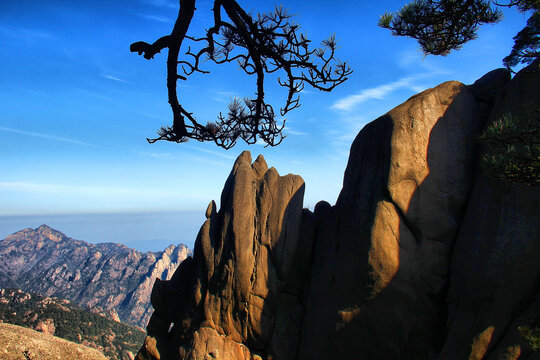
[
  {"left": 298, "top": 78, "right": 492, "bottom": 359},
  {"left": 138, "top": 62, "right": 540, "bottom": 360},
  {"left": 0, "top": 225, "right": 190, "bottom": 328},
  {"left": 191, "top": 152, "right": 305, "bottom": 351},
  {"left": 141, "top": 151, "right": 307, "bottom": 359}
]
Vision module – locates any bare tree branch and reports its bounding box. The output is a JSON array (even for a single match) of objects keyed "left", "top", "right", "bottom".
[{"left": 131, "top": 0, "right": 351, "bottom": 149}]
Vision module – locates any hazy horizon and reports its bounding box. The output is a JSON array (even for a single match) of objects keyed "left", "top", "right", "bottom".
[{"left": 0, "top": 210, "right": 205, "bottom": 252}]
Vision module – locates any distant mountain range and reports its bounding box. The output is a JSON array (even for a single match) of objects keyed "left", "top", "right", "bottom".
[{"left": 0, "top": 225, "right": 190, "bottom": 328}]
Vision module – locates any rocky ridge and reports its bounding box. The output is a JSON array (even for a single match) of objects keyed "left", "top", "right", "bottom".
[
  {"left": 0, "top": 225, "right": 190, "bottom": 328},
  {"left": 137, "top": 61, "right": 540, "bottom": 359}
]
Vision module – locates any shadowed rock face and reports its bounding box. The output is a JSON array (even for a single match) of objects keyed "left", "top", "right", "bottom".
[
  {"left": 298, "top": 79, "right": 490, "bottom": 360},
  {"left": 137, "top": 62, "right": 539, "bottom": 360},
  {"left": 439, "top": 60, "right": 540, "bottom": 360}
]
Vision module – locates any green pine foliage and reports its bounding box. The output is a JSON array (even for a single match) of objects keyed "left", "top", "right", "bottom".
[
  {"left": 518, "top": 325, "right": 540, "bottom": 351},
  {"left": 379, "top": 0, "right": 539, "bottom": 70},
  {"left": 0, "top": 288, "right": 145, "bottom": 360},
  {"left": 504, "top": 12, "right": 540, "bottom": 69},
  {"left": 479, "top": 112, "right": 540, "bottom": 185},
  {"left": 378, "top": 0, "right": 502, "bottom": 55}
]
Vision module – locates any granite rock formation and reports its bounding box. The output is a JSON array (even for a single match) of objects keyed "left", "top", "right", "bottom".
[
  {"left": 137, "top": 61, "right": 539, "bottom": 359},
  {"left": 0, "top": 225, "right": 190, "bottom": 328}
]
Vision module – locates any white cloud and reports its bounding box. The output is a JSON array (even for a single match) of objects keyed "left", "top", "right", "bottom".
[
  {"left": 137, "top": 13, "right": 171, "bottom": 23},
  {"left": 284, "top": 126, "right": 307, "bottom": 136},
  {"left": 0, "top": 26, "right": 52, "bottom": 42},
  {"left": 189, "top": 146, "right": 236, "bottom": 160},
  {"left": 213, "top": 91, "right": 238, "bottom": 104},
  {"left": 0, "top": 126, "right": 95, "bottom": 147},
  {"left": 0, "top": 181, "right": 203, "bottom": 199},
  {"left": 137, "top": 151, "right": 173, "bottom": 159},
  {"left": 331, "top": 76, "right": 420, "bottom": 112},
  {"left": 398, "top": 49, "right": 425, "bottom": 68},
  {"left": 141, "top": 0, "right": 177, "bottom": 8},
  {"left": 100, "top": 74, "right": 130, "bottom": 84}
]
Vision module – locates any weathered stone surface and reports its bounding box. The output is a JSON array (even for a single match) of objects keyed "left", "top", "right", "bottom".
[
  {"left": 297, "top": 79, "right": 492, "bottom": 359},
  {"left": 136, "top": 336, "right": 162, "bottom": 360},
  {"left": 193, "top": 152, "right": 305, "bottom": 354},
  {"left": 142, "top": 151, "right": 306, "bottom": 359},
  {"left": 179, "top": 327, "right": 262, "bottom": 360},
  {"left": 0, "top": 225, "right": 190, "bottom": 327},
  {"left": 438, "top": 59, "right": 540, "bottom": 360}
]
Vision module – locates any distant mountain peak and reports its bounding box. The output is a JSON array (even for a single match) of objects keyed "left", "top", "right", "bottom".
[
  {"left": 0, "top": 225, "right": 191, "bottom": 327},
  {"left": 34, "top": 224, "right": 66, "bottom": 242},
  {"left": 37, "top": 224, "right": 53, "bottom": 231}
]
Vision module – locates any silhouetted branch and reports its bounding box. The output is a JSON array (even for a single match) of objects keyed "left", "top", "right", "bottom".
[{"left": 132, "top": 0, "right": 351, "bottom": 149}]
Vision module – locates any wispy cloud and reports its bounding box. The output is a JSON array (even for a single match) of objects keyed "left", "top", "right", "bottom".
[
  {"left": 284, "top": 126, "right": 307, "bottom": 136},
  {"left": 137, "top": 13, "right": 171, "bottom": 23},
  {"left": 0, "top": 26, "right": 53, "bottom": 42},
  {"left": 189, "top": 146, "right": 236, "bottom": 160},
  {"left": 396, "top": 49, "right": 452, "bottom": 75},
  {"left": 213, "top": 91, "right": 238, "bottom": 104},
  {"left": 137, "top": 151, "right": 173, "bottom": 159},
  {"left": 141, "top": 0, "right": 177, "bottom": 8},
  {"left": 397, "top": 49, "right": 425, "bottom": 68},
  {"left": 100, "top": 74, "right": 131, "bottom": 84},
  {"left": 331, "top": 76, "right": 421, "bottom": 112},
  {"left": 0, "top": 126, "right": 95, "bottom": 147},
  {"left": 0, "top": 182, "right": 202, "bottom": 199},
  {"left": 136, "top": 146, "right": 235, "bottom": 164},
  {"left": 182, "top": 153, "right": 232, "bottom": 168}
]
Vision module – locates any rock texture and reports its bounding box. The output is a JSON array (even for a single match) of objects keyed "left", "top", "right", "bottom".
[
  {"left": 0, "top": 225, "right": 190, "bottom": 328},
  {"left": 138, "top": 62, "right": 539, "bottom": 359}
]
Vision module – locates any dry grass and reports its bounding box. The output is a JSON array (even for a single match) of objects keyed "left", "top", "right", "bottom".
[{"left": 0, "top": 322, "right": 109, "bottom": 360}]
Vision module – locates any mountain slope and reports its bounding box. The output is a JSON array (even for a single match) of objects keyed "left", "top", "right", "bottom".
[
  {"left": 0, "top": 322, "right": 109, "bottom": 360},
  {"left": 0, "top": 288, "right": 145, "bottom": 360},
  {"left": 0, "top": 225, "right": 190, "bottom": 328}
]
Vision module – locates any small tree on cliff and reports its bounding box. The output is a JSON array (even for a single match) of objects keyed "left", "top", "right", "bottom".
[
  {"left": 378, "top": 0, "right": 539, "bottom": 70},
  {"left": 131, "top": 0, "right": 351, "bottom": 149},
  {"left": 379, "top": 0, "right": 540, "bottom": 185}
]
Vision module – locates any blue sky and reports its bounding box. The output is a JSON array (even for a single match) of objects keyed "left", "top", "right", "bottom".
[{"left": 0, "top": 0, "right": 531, "bottom": 249}]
